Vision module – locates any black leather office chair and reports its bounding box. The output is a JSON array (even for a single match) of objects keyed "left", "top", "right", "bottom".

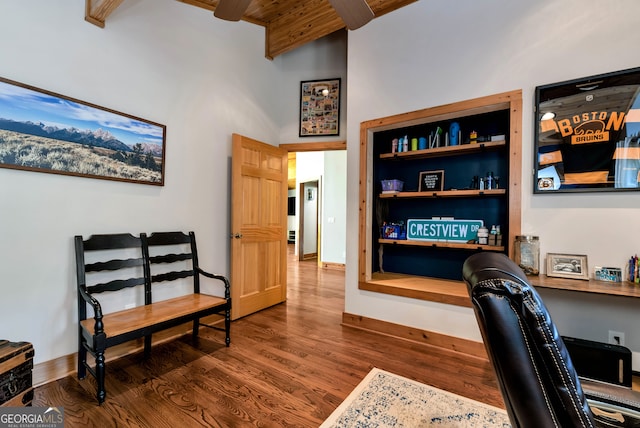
[{"left": 462, "top": 252, "right": 640, "bottom": 427}]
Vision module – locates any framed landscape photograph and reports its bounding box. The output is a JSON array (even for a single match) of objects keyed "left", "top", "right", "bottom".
[
  {"left": 546, "top": 253, "right": 589, "bottom": 280},
  {"left": 299, "top": 78, "right": 340, "bottom": 137},
  {"left": 0, "top": 76, "right": 166, "bottom": 185}
]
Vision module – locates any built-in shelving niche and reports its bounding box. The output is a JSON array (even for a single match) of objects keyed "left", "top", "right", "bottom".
[{"left": 358, "top": 90, "right": 523, "bottom": 307}]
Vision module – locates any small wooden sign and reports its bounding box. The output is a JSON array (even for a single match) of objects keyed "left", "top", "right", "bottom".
[{"left": 418, "top": 170, "right": 444, "bottom": 192}]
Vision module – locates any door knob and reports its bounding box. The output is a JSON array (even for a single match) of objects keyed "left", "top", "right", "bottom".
[{"left": 234, "top": 233, "right": 243, "bottom": 239}]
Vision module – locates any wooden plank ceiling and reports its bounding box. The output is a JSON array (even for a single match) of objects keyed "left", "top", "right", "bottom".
[{"left": 85, "top": 0, "right": 416, "bottom": 59}]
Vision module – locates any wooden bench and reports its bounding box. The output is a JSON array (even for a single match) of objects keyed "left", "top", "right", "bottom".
[{"left": 75, "top": 231, "right": 231, "bottom": 404}]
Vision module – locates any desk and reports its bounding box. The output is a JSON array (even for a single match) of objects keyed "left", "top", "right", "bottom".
[{"left": 531, "top": 275, "right": 640, "bottom": 299}]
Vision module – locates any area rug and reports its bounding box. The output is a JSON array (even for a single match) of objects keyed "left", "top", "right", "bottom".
[{"left": 320, "top": 368, "right": 511, "bottom": 427}]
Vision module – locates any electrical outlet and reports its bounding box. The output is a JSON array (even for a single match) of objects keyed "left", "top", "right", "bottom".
[{"left": 608, "top": 330, "right": 625, "bottom": 346}]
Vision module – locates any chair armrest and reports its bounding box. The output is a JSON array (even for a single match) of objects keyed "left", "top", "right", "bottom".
[
  {"left": 196, "top": 267, "right": 231, "bottom": 299},
  {"left": 78, "top": 287, "right": 105, "bottom": 334},
  {"left": 581, "top": 378, "right": 640, "bottom": 411}
]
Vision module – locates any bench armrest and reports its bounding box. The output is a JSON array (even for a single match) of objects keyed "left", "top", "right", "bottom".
[
  {"left": 196, "top": 267, "right": 231, "bottom": 299},
  {"left": 78, "top": 287, "right": 105, "bottom": 335}
]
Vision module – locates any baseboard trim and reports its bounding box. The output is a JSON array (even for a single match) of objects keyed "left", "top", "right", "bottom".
[
  {"left": 341, "top": 312, "right": 488, "bottom": 360},
  {"left": 302, "top": 253, "right": 318, "bottom": 260},
  {"left": 33, "top": 317, "right": 224, "bottom": 387},
  {"left": 321, "top": 262, "right": 345, "bottom": 271}
]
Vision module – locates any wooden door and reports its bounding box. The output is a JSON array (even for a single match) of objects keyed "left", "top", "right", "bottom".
[{"left": 231, "top": 133, "right": 288, "bottom": 320}]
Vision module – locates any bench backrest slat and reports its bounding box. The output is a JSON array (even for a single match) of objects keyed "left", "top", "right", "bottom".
[
  {"left": 151, "top": 270, "right": 194, "bottom": 284},
  {"left": 87, "top": 277, "right": 147, "bottom": 294},
  {"left": 144, "top": 231, "right": 201, "bottom": 294},
  {"left": 145, "top": 231, "right": 190, "bottom": 246},
  {"left": 149, "top": 253, "right": 192, "bottom": 265},
  {"left": 85, "top": 258, "right": 144, "bottom": 273},
  {"left": 81, "top": 233, "right": 142, "bottom": 251}
]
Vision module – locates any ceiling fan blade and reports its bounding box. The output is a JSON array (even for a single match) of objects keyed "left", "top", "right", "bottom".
[
  {"left": 214, "top": 0, "right": 253, "bottom": 22},
  {"left": 328, "top": 0, "right": 375, "bottom": 30}
]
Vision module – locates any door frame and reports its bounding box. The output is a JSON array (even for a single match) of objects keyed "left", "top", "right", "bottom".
[{"left": 279, "top": 141, "right": 346, "bottom": 153}]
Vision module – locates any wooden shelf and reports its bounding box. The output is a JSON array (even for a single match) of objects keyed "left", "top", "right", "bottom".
[
  {"left": 380, "top": 140, "right": 506, "bottom": 160},
  {"left": 531, "top": 275, "right": 640, "bottom": 299},
  {"left": 359, "top": 273, "right": 640, "bottom": 309},
  {"left": 380, "top": 189, "right": 506, "bottom": 198},
  {"left": 360, "top": 272, "right": 471, "bottom": 307},
  {"left": 379, "top": 239, "right": 504, "bottom": 252}
]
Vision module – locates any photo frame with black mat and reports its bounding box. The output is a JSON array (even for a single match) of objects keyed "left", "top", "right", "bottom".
[
  {"left": 0, "top": 76, "right": 166, "bottom": 186},
  {"left": 546, "top": 253, "right": 589, "bottom": 280},
  {"left": 299, "top": 78, "right": 340, "bottom": 137}
]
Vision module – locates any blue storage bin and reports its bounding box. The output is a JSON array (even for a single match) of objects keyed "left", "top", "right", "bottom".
[{"left": 381, "top": 179, "right": 404, "bottom": 192}]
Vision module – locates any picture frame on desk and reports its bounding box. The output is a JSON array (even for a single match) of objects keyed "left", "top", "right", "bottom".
[
  {"left": 594, "top": 266, "right": 622, "bottom": 282},
  {"left": 546, "top": 253, "right": 589, "bottom": 280}
]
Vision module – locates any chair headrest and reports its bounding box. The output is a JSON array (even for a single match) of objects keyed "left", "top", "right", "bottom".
[{"left": 462, "top": 252, "right": 530, "bottom": 291}]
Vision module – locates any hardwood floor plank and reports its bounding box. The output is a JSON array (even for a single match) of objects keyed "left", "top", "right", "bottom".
[{"left": 32, "top": 245, "right": 502, "bottom": 426}]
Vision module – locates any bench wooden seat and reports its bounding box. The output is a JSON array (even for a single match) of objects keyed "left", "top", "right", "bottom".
[
  {"left": 75, "top": 231, "right": 231, "bottom": 404},
  {"left": 79, "top": 294, "right": 229, "bottom": 342}
]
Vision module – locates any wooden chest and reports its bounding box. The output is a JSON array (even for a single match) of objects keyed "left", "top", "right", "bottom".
[{"left": 0, "top": 340, "right": 34, "bottom": 407}]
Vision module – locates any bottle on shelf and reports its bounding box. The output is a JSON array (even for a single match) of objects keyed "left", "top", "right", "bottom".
[
  {"left": 489, "top": 225, "right": 500, "bottom": 246},
  {"left": 486, "top": 172, "right": 494, "bottom": 190}
]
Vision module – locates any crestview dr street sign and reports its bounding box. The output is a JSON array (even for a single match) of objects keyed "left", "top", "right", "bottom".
[{"left": 407, "top": 219, "right": 483, "bottom": 242}]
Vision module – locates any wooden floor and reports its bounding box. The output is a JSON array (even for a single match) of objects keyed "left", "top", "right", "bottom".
[{"left": 33, "top": 245, "right": 503, "bottom": 427}]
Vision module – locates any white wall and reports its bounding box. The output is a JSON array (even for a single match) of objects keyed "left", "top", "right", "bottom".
[
  {"left": 345, "top": 0, "right": 640, "bottom": 350},
  {"left": 0, "top": 0, "right": 282, "bottom": 364},
  {"left": 321, "top": 151, "right": 347, "bottom": 264}
]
